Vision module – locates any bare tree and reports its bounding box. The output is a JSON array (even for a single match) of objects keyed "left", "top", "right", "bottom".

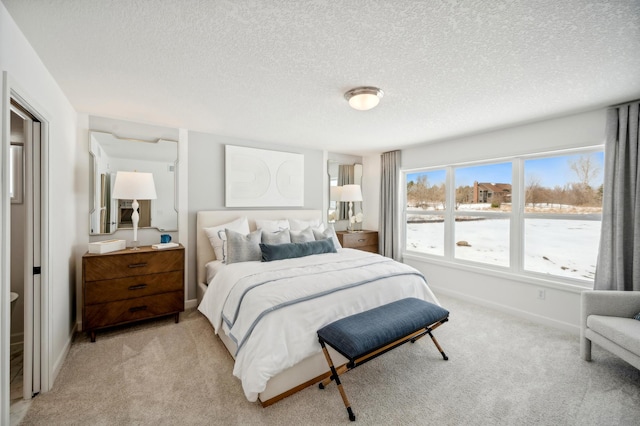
[
  {"left": 525, "top": 175, "right": 543, "bottom": 208},
  {"left": 569, "top": 154, "right": 601, "bottom": 206},
  {"left": 569, "top": 154, "right": 601, "bottom": 188}
]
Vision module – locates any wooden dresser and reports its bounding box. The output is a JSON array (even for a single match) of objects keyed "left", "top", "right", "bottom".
[
  {"left": 82, "top": 245, "right": 185, "bottom": 342},
  {"left": 336, "top": 230, "right": 379, "bottom": 254}
]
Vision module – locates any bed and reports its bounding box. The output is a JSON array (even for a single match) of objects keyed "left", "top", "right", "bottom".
[{"left": 196, "top": 210, "right": 440, "bottom": 406}]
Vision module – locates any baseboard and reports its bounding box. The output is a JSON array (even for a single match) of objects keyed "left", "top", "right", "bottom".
[
  {"left": 185, "top": 298, "right": 198, "bottom": 309},
  {"left": 433, "top": 287, "right": 580, "bottom": 336},
  {"left": 50, "top": 322, "right": 77, "bottom": 392}
]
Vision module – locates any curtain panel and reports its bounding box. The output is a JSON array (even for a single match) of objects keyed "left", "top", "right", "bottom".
[
  {"left": 379, "top": 151, "right": 401, "bottom": 260},
  {"left": 594, "top": 101, "right": 640, "bottom": 291}
]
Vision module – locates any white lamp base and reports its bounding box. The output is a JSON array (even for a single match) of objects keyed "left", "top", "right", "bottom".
[{"left": 130, "top": 199, "right": 140, "bottom": 250}]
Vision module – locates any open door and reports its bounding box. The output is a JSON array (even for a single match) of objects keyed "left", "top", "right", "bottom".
[{"left": 10, "top": 101, "right": 41, "bottom": 400}]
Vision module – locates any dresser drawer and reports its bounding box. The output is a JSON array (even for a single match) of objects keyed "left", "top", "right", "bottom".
[
  {"left": 83, "top": 249, "right": 184, "bottom": 281},
  {"left": 339, "top": 232, "right": 378, "bottom": 248},
  {"left": 84, "top": 270, "right": 183, "bottom": 305},
  {"left": 83, "top": 291, "right": 184, "bottom": 330}
]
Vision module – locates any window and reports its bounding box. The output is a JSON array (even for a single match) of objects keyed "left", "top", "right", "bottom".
[
  {"left": 405, "top": 169, "right": 446, "bottom": 256},
  {"left": 403, "top": 149, "right": 603, "bottom": 285},
  {"left": 454, "top": 162, "right": 512, "bottom": 267},
  {"left": 523, "top": 153, "right": 603, "bottom": 281}
]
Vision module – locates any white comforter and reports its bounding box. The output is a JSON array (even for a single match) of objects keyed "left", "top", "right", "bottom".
[{"left": 198, "top": 248, "right": 438, "bottom": 402}]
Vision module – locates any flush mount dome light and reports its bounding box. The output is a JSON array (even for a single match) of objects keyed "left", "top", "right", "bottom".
[{"left": 344, "top": 86, "right": 384, "bottom": 111}]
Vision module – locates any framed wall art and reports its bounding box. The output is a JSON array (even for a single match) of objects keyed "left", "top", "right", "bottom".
[{"left": 225, "top": 145, "right": 304, "bottom": 207}]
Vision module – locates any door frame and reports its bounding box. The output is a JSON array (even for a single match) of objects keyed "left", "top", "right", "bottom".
[{"left": 1, "top": 72, "right": 51, "bottom": 423}]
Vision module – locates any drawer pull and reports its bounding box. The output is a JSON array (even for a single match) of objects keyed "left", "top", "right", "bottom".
[
  {"left": 129, "top": 305, "right": 148, "bottom": 313},
  {"left": 128, "top": 284, "right": 147, "bottom": 291},
  {"left": 128, "top": 263, "right": 148, "bottom": 268},
  {"left": 358, "top": 239, "right": 366, "bottom": 242}
]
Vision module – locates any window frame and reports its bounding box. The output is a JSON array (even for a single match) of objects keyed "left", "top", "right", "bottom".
[{"left": 402, "top": 147, "right": 604, "bottom": 288}]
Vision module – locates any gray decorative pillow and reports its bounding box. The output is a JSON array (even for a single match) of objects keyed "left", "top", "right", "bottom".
[
  {"left": 260, "top": 239, "right": 337, "bottom": 262},
  {"left": 290, "top": 227, "right": 315, "bottom": 243},
  {"left": 634, "top": 312, "right": 640, "bottom": 321},
  {"left": 312, "top": 225, "right": 342, "bottom": 249},
  {"left": 262, "top": 228, "right": 291, "bottom": 245},
  {"left": 225, "top": 229, "right": 262, "bottom": 264}
]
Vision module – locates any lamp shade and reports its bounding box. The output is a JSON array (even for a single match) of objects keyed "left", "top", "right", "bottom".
[
  {"left": 340, "top": 184, "right": 363, "bottom": 202},
  {"left": 112, "top": 171, "right": 157, "bottom": 200}
]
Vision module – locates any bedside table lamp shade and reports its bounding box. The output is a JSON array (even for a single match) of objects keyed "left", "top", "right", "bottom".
[
  {"left": 340, "top": 184, "right": 363, "bottom": 232},
  {"left": 112, "top": 171, "right": 157, "bottom": 249}
]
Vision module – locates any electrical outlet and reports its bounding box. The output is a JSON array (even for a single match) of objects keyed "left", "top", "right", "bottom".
[{"left": 537, "top": 289, "right": 546, "bottom": 300}]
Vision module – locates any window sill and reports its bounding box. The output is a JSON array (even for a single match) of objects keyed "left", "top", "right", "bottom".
[{"left": 402, "top": 252, "right": 591, "bottom": 294}]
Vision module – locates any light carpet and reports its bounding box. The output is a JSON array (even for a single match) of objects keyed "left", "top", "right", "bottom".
[{"left": 18, "top": 294, "right": 640, "bottom": 425}]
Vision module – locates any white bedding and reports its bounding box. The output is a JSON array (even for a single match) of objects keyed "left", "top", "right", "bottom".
[{"left": 198, "top": 248, "right": 438, "bottom": 402}]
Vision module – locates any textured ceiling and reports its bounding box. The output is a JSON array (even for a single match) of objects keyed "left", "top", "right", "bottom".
[{"left": 3, "top": 0, "right": 640, "bottom": 155}]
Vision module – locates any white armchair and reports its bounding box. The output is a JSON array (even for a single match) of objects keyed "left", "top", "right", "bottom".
[{"left": 581, "top": 290, "right": 640, "bottom": 370}]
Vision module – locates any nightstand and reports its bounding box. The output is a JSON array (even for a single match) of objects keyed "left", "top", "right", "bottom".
[
  {"left": 82, "top": 244, "right": 185, "bottom": 342},
  {"left": 336, "top": 230, "right": 379, "bottom": 253}
]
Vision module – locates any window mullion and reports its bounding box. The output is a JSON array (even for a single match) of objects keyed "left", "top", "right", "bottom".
[
  {"left": 511, "top": 158, "right": 524, "bottom": 274},
  {"left": 444, "top": 166, "right": 455, "bottom": 260}
]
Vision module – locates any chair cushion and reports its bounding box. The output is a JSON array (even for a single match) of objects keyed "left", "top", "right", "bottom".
[
  {"left": 587, "top": 315, "right": 640, "bottom": 356},
  {"left": 317, "top": 298, "right": 449, "bottom": 360}
]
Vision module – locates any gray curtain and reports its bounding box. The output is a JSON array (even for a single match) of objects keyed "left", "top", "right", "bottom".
[
  {"left": 338, "top": 164, "right": 354, "bottom": 220},
  {"left": 379, "top": 150, "right": 401, "bottom": 260},
  {"left": 594, "top": 101, "right": 640, "bottom": 291}
]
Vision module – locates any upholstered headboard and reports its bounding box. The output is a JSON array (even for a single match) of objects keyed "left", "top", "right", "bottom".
[{"left": 196, "top": 209, "right": 322, "bottom": 301}]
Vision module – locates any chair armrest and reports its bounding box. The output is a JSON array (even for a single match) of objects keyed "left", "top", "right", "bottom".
[{"left": 581, "top": 290, "right": 640, "bottom": 324}]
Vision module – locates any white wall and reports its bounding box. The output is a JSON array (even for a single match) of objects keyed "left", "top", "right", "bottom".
[
  {"left": 1, "top": 3, "right": 79, "bottom": 420},
  {"left": 399, "top": 109, "right": 607, "bottom": 333}
]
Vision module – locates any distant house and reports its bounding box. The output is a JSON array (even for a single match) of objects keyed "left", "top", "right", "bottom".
[{"left": 473, "top": 181, "right": 512, "bottom": 203}]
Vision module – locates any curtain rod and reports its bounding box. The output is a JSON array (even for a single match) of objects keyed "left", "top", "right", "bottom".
[{"left": 610, "top": 98, "right": 640, "bottom": 108}]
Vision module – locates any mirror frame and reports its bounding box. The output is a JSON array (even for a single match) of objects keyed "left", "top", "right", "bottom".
[
  {"left": 327, "top": 160, "right": 363, "bottom": 224},
  {"left": 89, "top": 131, "right": 179, "bottom": 235}
]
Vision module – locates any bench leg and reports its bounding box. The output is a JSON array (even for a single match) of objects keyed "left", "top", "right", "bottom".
[
  {"left": 319, "top": 364, "right": 348, "bottom": 389},
  {"left": 410, "top": 319, "right": 449, "bottom": 361},
  {"left": 427, "top": 331, "right": 448, "bottom": 360},
  {"left": 320, "top": 341, "right": 356, "bottom": 421}
]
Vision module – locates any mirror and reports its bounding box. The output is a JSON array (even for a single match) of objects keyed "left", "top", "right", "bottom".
[
  {"left": 89, "top": 131, "right": 178, "bottom": 235},
  {"left": 327, "top": 160, "right": 363, "bottom": 223}
]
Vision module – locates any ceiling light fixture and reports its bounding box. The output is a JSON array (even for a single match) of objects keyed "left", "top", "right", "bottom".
[{"left": 344, "top": 86, "right": 384, "bottom": 111}]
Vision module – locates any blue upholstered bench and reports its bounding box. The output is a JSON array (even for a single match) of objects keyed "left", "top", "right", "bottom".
[{"left": 317, "top": 297, "right": 449, "bottom": 421}]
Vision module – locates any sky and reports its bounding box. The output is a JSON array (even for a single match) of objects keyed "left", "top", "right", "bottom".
[{"left": 406, "top": 152, "right": 604, "bottom": 189}]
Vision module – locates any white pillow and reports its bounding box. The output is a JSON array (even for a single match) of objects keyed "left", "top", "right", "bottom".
[
  {"left": 290, "top": 227, "right": 315, "bottom": 243},
  {"left": 255, "top": 219, "right": 290, "bottom": 233},
  {"left": 225, "top": 229, "right": 262, "bottom": 265},
  {"left": 262, "top": 228, "right": 291, "bottom": 245},
  {"left": 203, "top": 216, "right": 250, "bottom": 262},
  {"left": 313, "top": 225, "right": 342, "bottom": 249},
  {"left": 288, "top": 218, "right": 324, "bottom": 231}
]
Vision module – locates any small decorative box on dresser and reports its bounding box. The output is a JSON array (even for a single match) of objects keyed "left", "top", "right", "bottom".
[
  {"left": 82, "top": 245, "right": 185, "bottom": 342},
  {"left": 336, "top": 230, "right": 379, "bottom": 253}
]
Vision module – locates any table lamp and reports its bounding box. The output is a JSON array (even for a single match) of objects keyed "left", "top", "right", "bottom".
[
  {"left": 340, "top": 184, "right": 362, "bottom": 232},
  {"left": 112, "top": 171, "right": 157, "bottom": 249}
]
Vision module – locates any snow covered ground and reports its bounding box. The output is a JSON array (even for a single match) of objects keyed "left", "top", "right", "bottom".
[{"left": 406, "top": 218, "right": 600, "bottom": 282}]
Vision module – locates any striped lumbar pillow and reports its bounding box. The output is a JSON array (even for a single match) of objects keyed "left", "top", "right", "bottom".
[{"left": 634, "top": 312, "right": 640, "bottom": 321}]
